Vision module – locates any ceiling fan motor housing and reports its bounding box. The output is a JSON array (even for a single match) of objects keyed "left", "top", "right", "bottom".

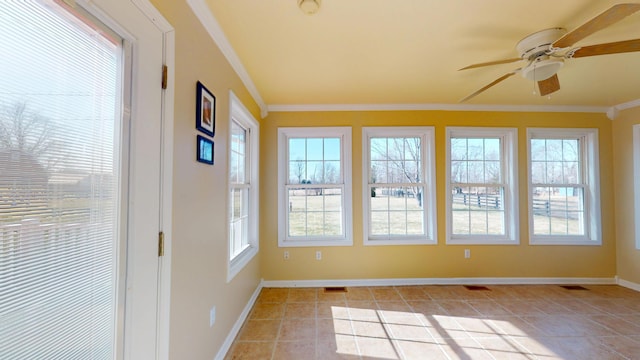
[
  {"left": 516, "top": 27, "right": 566, "bottom": 58},
  {"left": 516, "top": 28, "right": 566, "bottom": 81}
]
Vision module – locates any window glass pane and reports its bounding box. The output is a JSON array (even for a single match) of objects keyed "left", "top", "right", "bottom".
[
  {"left": 388, "top": 138, "right": 405, "bottom": 160},
  {"left": 287, "top": 187, "right": 343, "bottom": 237},
  {"left": 484, "top": 138, "right": 501, "bottom": 160},
  {"left": 389, "top": 212, "right": 407, "bottom": 234},
  {"left": 531, "top": 161, "right": 546, "bottom": 184},
  {"left": 547, "top": 161, "right": 563, "bottom": 184},
  {"left": 545, "top": 139, "right": 563, "bottom": 160},
  {"left": 485, "top": 161, "right": 501, "bottom": 183},
  {"left": 324, "top": 138, "right": 340, "bottom": 161},
  {"left": 451, "top": 138, "right": 467, "bottom": 160},
  {"left": 0, "top": 1, "right": 120, "bottom": 357},
  {"left": 324, "top": 161, "right": 340, "bottom": 183},
  {"left": 406, "top": 211, "right": 424, "bottom": 235},
  {"left": 403, "top": 138, "right": 420, "bottom": 162},
  {"left": 370, "top": 138, "right": 388, "bottom": 159},
  {"left": 532, "top": 186, "right": 585, "bottom": 236},
  {"left": 531, "top": 139, "right": 546, "bottom": 161},
  {"left": 403, "top": 160, "right": 420, "bottom": 183},
  {"left": 451, "top": 161, "right": 468, "bottom": 183},
  {"left": 230, "top": 121, "right": 246, "bottom": 184},
  {"left": 306, "top": 138, "right": 323, "bottom": 161},
  {"left": 469, "top": 211, "right": 488, "bottom": 234},
  {"left": 487, "top": 211, "right": 505, "bottom": 235},
  {"left": 289, "top": 138, "right": 305, "bottom": 161},
  {"left": 468, "top": 161, "right": 485, "bottom": 183},
  {"left": 370, "top": 160, "right": 386, "bottom": 183},
  {"left": 371, "top": 187, "right": 390, "bottom": 211},
  {"left": 452, "top": 211, "right": 469, "bottom": 234},
  {"left": 289, "top": 160, "right": 305, "bottom": 184},
  {"left": 451, "top": 186, "right": 504, "bottom": 235},
  {"left": 370, "top": 211, "right": 389, "bottom": 235},
  {"left": 563, "top": 161, "right": 579, "bottom": 184},
  {"left": 306, "top": 161, "right": 322, "bottom": 183},
  {"left": 467, "top": 138, "right": 484, "bottom": 160},
  {"left": 324, "top": 211, "right": 342, "bottom": 236},
  {"left": 562, "top": 139, "right": 579, "bottom": 161}
]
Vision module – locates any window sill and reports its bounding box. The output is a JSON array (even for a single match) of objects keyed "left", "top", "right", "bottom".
[
  {"left": 530, "top": 236, "right": 601, "bottom": 246},
  {"left": 364, "top": 238, "right": 436, "bottom": 246},
  {"left": 279, "top": 238, "right": 353, "bottom": 247},
  {"left": 228, "top": 245, "right": 258, "bottom": 282}
]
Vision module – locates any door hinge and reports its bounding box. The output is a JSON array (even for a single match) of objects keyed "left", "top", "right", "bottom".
[
  {"left": 161, "top": 65, "right": 168, "bottom": 90},
  {"left": 158, "top": 231, "right": 165, "bottom": 257}
]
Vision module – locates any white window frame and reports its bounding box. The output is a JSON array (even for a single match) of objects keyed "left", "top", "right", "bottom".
[
  {"left": 635, "top": 124, "right": 640, "bottom": 250},
  {"left": 445, "top": 127, "right": 519, "bottom": 245},
  {"left": 362, "top": 127, "right": 437, "bottom": 245},
  {"left": 277, "top": 127, "right": 353, "bottom": 247},
  {"left": 227, "top": 91, "right": 259, "bottom": 282},
  {"left": 527, "top": 128, "right": 601, "bottom": 246}
]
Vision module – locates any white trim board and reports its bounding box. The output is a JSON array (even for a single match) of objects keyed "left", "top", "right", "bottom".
[
  {"left": 262, "top": 277, "right": 616, "bottom": 288},
  {"left": 186, "top": 0, "right": 267, "bottom": 118},
  {"left": 214, "top": 280, "right": 264, "bottom": 360},
  {"left": 268, "top": 103, "right": 610, "bottom": 114},
  {"left": 618, "top": 278, "right": 640, "bottom": 292}
]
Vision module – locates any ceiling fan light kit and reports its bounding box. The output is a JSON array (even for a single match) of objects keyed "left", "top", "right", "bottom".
[
  {"left": 459, "top": 3, "right": 640, "bottom": 102},
  {"left": 522, "top": 57, "right": 564, "bottom": 81},
  {"left": 298, "top": 0, "right": 320, "bottom": 15}
]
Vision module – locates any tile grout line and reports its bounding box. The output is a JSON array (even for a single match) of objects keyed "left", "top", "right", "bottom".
[{"left": 269, "top": 290, "right": 288, "bottom": 360}]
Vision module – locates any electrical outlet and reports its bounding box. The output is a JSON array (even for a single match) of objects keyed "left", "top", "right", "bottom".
[
  {"left": 316, "top": 250, "right": 322, "bottom": 260},
  {"left": 284, "top": 251, "right": 290, "bottom": 260},
  {"left": 209, "top": 306, "right": 216, "bottom": 327},
  {"left": 464, "top": 249, "right": 471, "bottom": 259}
]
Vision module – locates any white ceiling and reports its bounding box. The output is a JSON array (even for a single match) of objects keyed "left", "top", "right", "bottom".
[{"left": 200, "top": 0, "right": 640, "bottom": 112}]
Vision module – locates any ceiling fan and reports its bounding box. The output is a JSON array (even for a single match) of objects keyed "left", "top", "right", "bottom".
[{"left": 459, "top": 3, "right": 640, "bottom": 102}]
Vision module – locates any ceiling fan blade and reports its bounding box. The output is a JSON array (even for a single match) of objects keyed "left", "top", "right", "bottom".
[
  {"left": 537, "top": 74, "right": 560, "bottom": 96},
  {"left": 459, "top": 72, "right": 517, "bottom": 102},
  {"left": 571, "top": 38, "right": 640, "bottom": 58},
  {"left": 553, "top": 3, "right": 640, "bottom": 48},
  {"left": 458, "top": 58, "right": 522, "bottom": 70}
]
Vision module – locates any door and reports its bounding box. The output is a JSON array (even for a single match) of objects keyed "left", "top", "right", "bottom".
[{"left": 0, "top": 0, "right": 165, "bottom": 358}]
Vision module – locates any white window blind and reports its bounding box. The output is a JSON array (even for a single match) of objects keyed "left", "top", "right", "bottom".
[{"left": 0, "top": 1, "right": 122, "bottom": 358}]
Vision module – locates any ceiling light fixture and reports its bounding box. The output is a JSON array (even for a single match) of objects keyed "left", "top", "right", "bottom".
[{"left": 298, "top": 0, "right": 320, "bottom": 15}]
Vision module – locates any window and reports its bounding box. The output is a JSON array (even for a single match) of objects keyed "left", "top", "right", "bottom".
[
  {"left": 446, "top": 127, "right": 519, "bottom": 244},
  {"left": 228, "top": 92, "right": 259, "bottom": 281},
  {"left": 527, "top": 128, "right": 601, "bottom": 245},
  {"left": 362, "top": 127, "right": 436, "bottom": 245},
  {"left": 0, "top": 1, "right": 124, "bottom": 356},
  {"left": 278, "top": 127, "right": 352, "bottom": 247},
  {"left": 635, "top": 125, "right": 640, "bottom": 250}
]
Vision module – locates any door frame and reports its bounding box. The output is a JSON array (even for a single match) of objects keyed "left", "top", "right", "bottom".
[{"left": 78, "top": 1, "right": 174, "bottom": 359}]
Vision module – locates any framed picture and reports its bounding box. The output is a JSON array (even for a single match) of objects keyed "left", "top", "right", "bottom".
[
  {"left": 196, "top": 135, "right": 214, "bottom": 165},
  {"left": 196, "top": 81, "right": 215, "bottom": 137}
]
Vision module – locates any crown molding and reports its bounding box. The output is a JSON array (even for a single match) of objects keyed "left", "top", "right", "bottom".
[
  {"left": 186, "top": 0, "right": 268, "bottom": 118},
  {"left": 267, "top": 103, "right": 609, "bottom": 114}
]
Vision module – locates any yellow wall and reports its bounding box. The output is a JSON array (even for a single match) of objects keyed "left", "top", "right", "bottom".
[
  {"left": 148, "top": 1, "right": 262, "bottom": 358},
  {"left": 613, "top": 106, "right": 640, "bottom": 284},
  {"left": 260, "top": 111, "right": 617, "bottom": 280}
]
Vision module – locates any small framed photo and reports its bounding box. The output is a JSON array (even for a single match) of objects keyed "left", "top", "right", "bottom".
[
  {"left": 196, "top": 81, "right": 215, "bottom": 137},
  {"left": 196, "top": 135, "right": 214, "bottom": 165}
]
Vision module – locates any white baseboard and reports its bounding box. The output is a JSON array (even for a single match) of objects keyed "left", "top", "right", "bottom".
[
  {"left": 262, "top": 277, "right": 617, "bottom": 288},
  {"left": 618, "top": 278, "right": 640, "bottom": 292},
  {"left": 214, "top": 279, "right": 263, "bottom": 360}
]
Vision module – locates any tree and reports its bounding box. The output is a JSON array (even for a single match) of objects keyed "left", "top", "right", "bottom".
[
  {"left": 0, "top": 102, "right": 63, "bottom": 174},
  {"left": 0, "top": 102, "right": 63, "bottom": 206},
  {"left": 371, "top": 137, "right": 423, "bottom": 206}
]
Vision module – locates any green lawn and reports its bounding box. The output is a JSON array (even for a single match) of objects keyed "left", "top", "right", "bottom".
[{"left": 287, "top": 193, "right": 582, "bottom": 237}]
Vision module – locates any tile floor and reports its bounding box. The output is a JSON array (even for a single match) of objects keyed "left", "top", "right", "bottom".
[{"left": 225, "top": 285, "right": 640, "bottom": 359}]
